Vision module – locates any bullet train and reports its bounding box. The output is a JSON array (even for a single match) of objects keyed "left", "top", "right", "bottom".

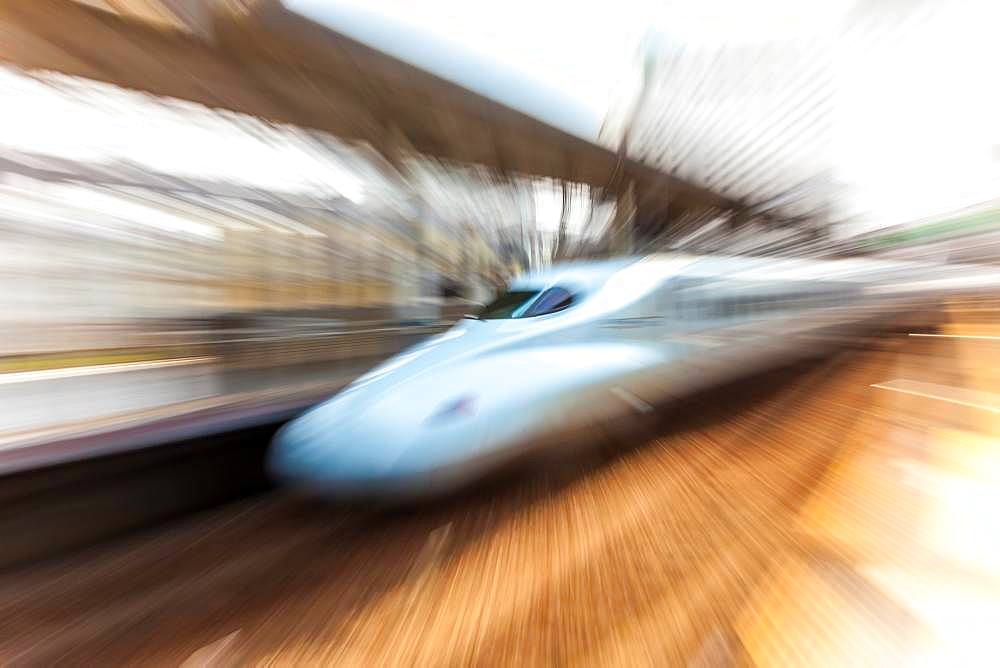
[{"left": 267, "top": 253, "right": 922, "bottom": 500}]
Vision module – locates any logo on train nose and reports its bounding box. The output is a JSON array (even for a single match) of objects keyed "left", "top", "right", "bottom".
[{"left": 425, "top": 395, "right": 478, "bottom": 425}]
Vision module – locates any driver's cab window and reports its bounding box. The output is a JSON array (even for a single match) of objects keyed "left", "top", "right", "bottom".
[
  {"left": 521, "top": 287, "right": 574, "bottom": 317},
  {"left": 476, "top": 286, "right": 577, "bottom": 320}
]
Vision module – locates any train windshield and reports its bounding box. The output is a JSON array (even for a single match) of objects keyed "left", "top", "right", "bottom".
[{"left": 475, "top": 287, "right": 575, "bottom": 319}]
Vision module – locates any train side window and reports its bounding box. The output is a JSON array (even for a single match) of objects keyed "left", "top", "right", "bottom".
[
  {"left": 657, "top": 289, "right": 673, "bottom": 314},
  {"left": 689, "top": 298, "right": 700, "bottom": 319},
  {"left": 683, "top": 297, "right": 693, "bottom": 319}
]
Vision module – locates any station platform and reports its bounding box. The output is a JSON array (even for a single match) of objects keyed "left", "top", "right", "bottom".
[
  {"left": 0, "top": 319, "right": 450, "bottom": 475},
  {"left": 0, "top": 357, "right": 377, "bottom": 474}
]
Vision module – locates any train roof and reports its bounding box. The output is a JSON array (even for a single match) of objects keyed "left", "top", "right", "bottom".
[
  {"left": 511, "top": 252, "right": 936, "bottom": 296},
  {"left": 510, "top": 257, "right": 641, "bottom": 293}
]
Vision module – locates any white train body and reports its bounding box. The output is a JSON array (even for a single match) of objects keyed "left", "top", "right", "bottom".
[{"left": 268, "top": 253, "right": 926, "bottom": 499}]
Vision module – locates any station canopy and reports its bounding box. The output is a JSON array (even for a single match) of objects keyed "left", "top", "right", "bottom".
[{"left": 0, "top": 0, "right": 735, "bottom": 219}]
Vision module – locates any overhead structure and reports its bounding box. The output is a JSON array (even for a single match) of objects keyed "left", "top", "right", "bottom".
[
  {"left": 0, "top": 0, "right": 738, "bottom": 237},
  {"left": 604, "top": 32, "right": 838, "bottom": 235}
]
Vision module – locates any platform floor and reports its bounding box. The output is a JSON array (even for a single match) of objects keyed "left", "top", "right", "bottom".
[
  {"left": 0, "top": 357, "right": 379, "bottom": 447},
  {"left": 0, "top": 303, "right": 996, "bottom": 666}
]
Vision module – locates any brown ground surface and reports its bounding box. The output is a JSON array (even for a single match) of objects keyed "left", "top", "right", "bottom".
[{"left": 0, "top": 302, "right": 996, "bottom": 666}]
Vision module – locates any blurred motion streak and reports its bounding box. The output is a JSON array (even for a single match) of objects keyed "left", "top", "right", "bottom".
[{"left": 0, "top": 0, "right": 997, "bottom": 667}]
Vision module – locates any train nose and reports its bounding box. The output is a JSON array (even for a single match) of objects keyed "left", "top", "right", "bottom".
[
  {"left": 267, "top": 417, "right": 339, "bottom": 484},
  {"left": 267, "top": 402, "right": 422, "bottom": 490}
]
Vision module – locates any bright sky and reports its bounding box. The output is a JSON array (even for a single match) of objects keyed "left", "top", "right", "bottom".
[{"left": 832, "top": 2, "right": 1000, "bottom": 234}]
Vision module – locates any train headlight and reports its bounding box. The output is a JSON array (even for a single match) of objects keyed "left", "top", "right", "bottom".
[{"left": 426, "top": 395, "right": 478, "bottom": 424}]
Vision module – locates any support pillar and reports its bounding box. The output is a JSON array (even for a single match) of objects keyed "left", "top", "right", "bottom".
[{"left": 608, "top": 180, "right": 636, "bottom": 255}]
